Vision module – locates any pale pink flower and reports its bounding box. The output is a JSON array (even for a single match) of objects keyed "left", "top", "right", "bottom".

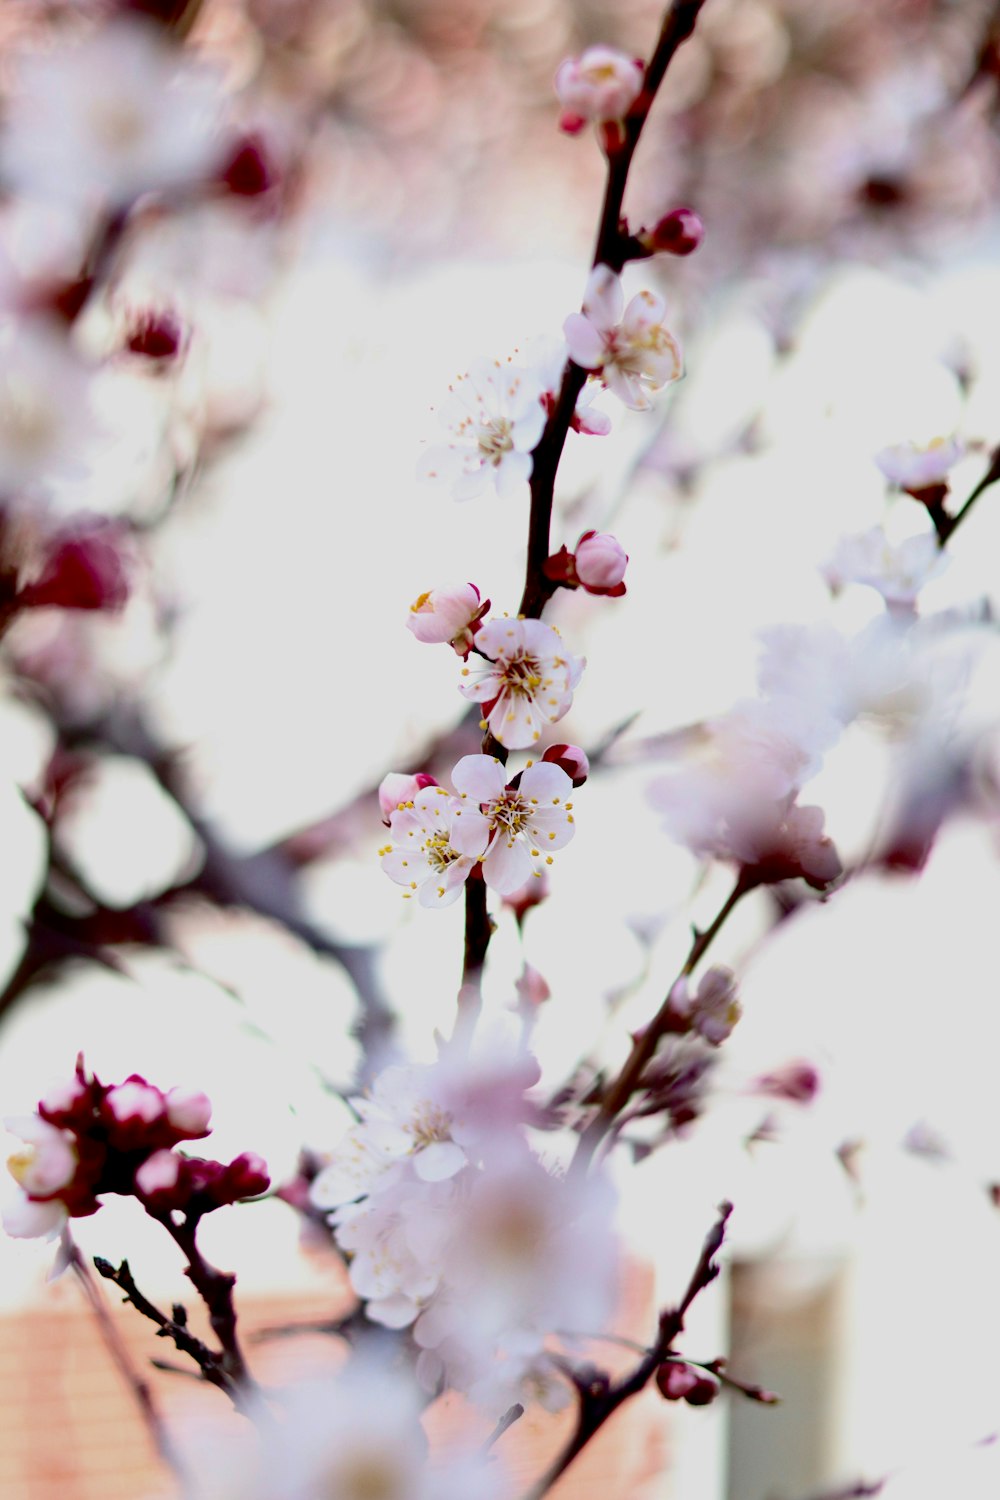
[
  {"left": 407, "top": 582, "right": 485, "bottom": 656},
  {"left": 458, "top": 617, "right": 584, "bottom": 749},
  {"left": 417, "top": 359, "right": 546, "bottom": 501},
  {"left": 332, "top": 1173, "right": 456, "bottom": 1327},
  {"left": 822, "top": 526, "right": 948, "bottom": 607},
  {"left": 179, "top": 1355, "right": 508, "bottom": 1500},
  {"left": 575, "top": 530, "right": 628, "bottom": 591},
  {"left": 875, "top": 436, "right": 965, "bottom": 490},
  {"left": 669, "top": 967, "right": 742, "bottom": 1045},
  {"left": 379, "top": 784, "right": 490, "bottom": 908},
  {"left": 451, "top": 754, "right": 576, "bottom": 894},
  {"left": 563, "top": 265, "right": 682, "bottom": 411},
  {"left": 729, "top": 802, "right": 842, "bottom": 890},
  {"left": 0, "top": 20, "right": 226, "bottom": 210},
  {"left": 554, "top": 46, "right": 644, "bottom": 132},
  {"left": 4, "top": 1115, "right": 76, "bottom": 1239}
]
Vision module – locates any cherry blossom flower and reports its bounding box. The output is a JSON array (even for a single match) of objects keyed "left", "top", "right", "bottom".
[
  {"left": 822, "top": 525, "right": 948, "bottom": 607},
  {"left": 379, "top": 783, "right": 490, "bottom": 907},
  {"left": 875, "top": 435, "right": 965, "bottom": 491},
  {"left": 3, "top": 1115, "right": 76, "bottom": 1239},
  {"left": 563, "top": 265, "right": 682, "bottom": 411},
  {"left": 407, "top": 582, "right": 488, "bottom": 656},
  {"left": 417, "top": 359, "right": 546, "bottom": 501},
  {"left": 668, "top": 967, "right": 742, "bottom": 1045},
  {"left": 458, "top": 617, "right": 584, "bottom": 749},
  {"left": 451, "top": 754, "right": 576, "bottom": 894},
  {"left": 180, "top": 1355, "right": 508, "bottom": 1500},
  {"left": 0, "top": 20, "right": 227, "bottom": 210},
  {"left": 554, "top": 46, "right": 645, "bottom": 134}
]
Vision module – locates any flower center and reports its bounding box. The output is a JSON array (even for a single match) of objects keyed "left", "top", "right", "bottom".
[
  {"left": 478, "top": 418, "right": 514, "bottom": 465},
  {"left": 408, "top": 1101, "right": 453, "bottom": 1149},
  {"left": 489, "top": 789, "right": 531, "bottom": 841},
  {"left": 423, "top": 829, "right": 461, "bottom": 873},
  {"left": 7, "top": 1146, "right": 36, "bottom": 1188},
  {"left": 498, "top": 651, "right": 543, "bottom": 698}
]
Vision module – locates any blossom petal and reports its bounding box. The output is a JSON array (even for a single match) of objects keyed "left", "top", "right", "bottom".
[
  {"left": 482, "top": 837, "right": 533, "bottom": 894},
  {"left": 582, "top": 265, "right": 624, "bottom": 330},
  {"left": 414, "top": 1141, "right": 467, "bottom": 1182},
  {"left": 451, "top": 754, "right": 508, "bottom": 803}
]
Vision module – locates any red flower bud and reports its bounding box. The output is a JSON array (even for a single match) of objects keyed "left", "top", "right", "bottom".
[{"left": 646, "top": 207, "right": 704, "bottom": 256}]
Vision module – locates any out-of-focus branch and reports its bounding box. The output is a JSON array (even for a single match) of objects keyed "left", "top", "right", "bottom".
[{"left": 520, "top": 1201, "right": 731, "bottom": 1500}]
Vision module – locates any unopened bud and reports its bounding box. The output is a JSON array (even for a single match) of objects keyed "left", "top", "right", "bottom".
[
  {"left": 646, "top": 207, "right": 704, "bottom": 256},
  {"left": 656, "top": 1362, "right": 700, "bottom": 1401},
  {"left": 541, "top": 743, "right": 589, "bottom": 786},
  {"left": 165, "top": 1087, "right": 212, "bottom": 1138},
  {"left": 378, "top": 772, "right": 439, "bottom": 824},
  {"left": 684, "top": 1375, "right": 720, "bottom": 1407},
  {"left": 220, "top": 1151, "right": 270, "bottom": 1202},
  {"left": 406, "top": 583, "right": 487, "bottom": 656},
  {"left": 134, "top": 1149, "right": 188, "bottom": 1209},
  {"left": 574, "top": 530, "right": 628, "bottom": 593}
]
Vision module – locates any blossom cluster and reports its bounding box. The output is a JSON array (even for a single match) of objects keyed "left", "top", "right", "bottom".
[
  {"left": 4, "top": 1058, "right": 269, "bottom": 1239},
  {"left": 310, "top": 1038, "right": 618, "bottom": 1412}
]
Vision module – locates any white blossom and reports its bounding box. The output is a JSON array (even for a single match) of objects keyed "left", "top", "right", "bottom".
[
  {"left": 451, "top": 754, "right": 576, "bottom": 894},
  {"left": 875, "top": 435, "right": 965, "bottom": 490},
  {"left": 458, "top": 617, "right": 584, "bottom": 749},
  {"left": 417, "top": 359, "right": 546, "bottom": 500},
  {"left": 379, "top": 784, "right": 490, "bottom": 908},
  {"left": 554, "top": 46, "right": 645, "bottom": 128},
  {"left": 3, "top": 1114, "right": 76, "bottom": 1239},
  {"left": 822, "top": 525, "right": 948, "bottom": 607},
  {"left": 563, "top": 265, "right": 682, "bottom": 411},
  {"left": 0, "top": 20, "right": 226, "bottom": 211}
]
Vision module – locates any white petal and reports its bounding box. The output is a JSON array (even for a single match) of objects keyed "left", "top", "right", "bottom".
[
  {"left": 582, "top": 264, "right": 623, "bottom": 330},
  {"left": 483, "top": 837, "right": 533, "bottom": 894},
  {"left": 451, "top": 754, "right": 507, "bottom": 803},
  {"left": 563, "top": 313, "right": 608, "bottom": 371},
  {"left": 414, "top": 1141, "right": 467, "bottom": 1181}
]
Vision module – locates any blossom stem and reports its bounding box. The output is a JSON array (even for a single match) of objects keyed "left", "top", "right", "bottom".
[
  {"left": 936, "top": 441, "right": 1000, "bottom": 545},
  {"left": 573, "top": 874, "right": 750, "bottom": 1173}
]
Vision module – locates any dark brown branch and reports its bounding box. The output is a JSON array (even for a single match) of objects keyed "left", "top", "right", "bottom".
[
  {"left": 155, "top": 1213, "right": 255, "bottom": 1392},
  {"left": 93, "top": 1255, "right": 245, "bottom": 1408}
]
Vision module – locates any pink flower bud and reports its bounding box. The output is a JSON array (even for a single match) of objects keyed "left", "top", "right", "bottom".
[
  {"left": 407, "top": 583, "right": 486, "bottom": 656},
  {"left": 656, "top": 1362, "right": 700, "bottom": 1401},
  {"left": 134, "top": 1149, "right": 187, "bottom": 1208},
  {"left": 105, "top": 1080, "right": 164, "bottom": 1127},
  {"left": 542, "top": 743, "right": 589, "bottom": 786},
  {"left": 684, "top": 1375, "right": 720, "bottom": 1407},
  {"left": 20, "top": 524, "right": 131, "bottom": 613},
  {"left": 554, "top": 47, "right": 645, "bottom": 127},
  {"left": 515, "top": 963, "right": 551, "bottom": 1008},
  {"left": 164, "top": 1088, "right": 212, "bottom": 1138},
  {"left": 378, "top": 771, "right": 439, "bottom": 824},
  {"left": 754, "top": 1061, "right": 820, "bottom": 1104},
  {"left": 575, "top": 530, "right": 628, "bottom": 593},
  {"left": 646, "top": 207, "right": 704, "bottom": 256},
  {"left": 220, "top": 1151, "right": 270, "bottom": 1202}
]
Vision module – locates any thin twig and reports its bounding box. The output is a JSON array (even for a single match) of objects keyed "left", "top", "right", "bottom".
[
  {"left": 573, "top": 872, "right": 749, "bottom": 1172},
  {"left": 68, "top": 1237, "right": 190, "bottom": 1481}
]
